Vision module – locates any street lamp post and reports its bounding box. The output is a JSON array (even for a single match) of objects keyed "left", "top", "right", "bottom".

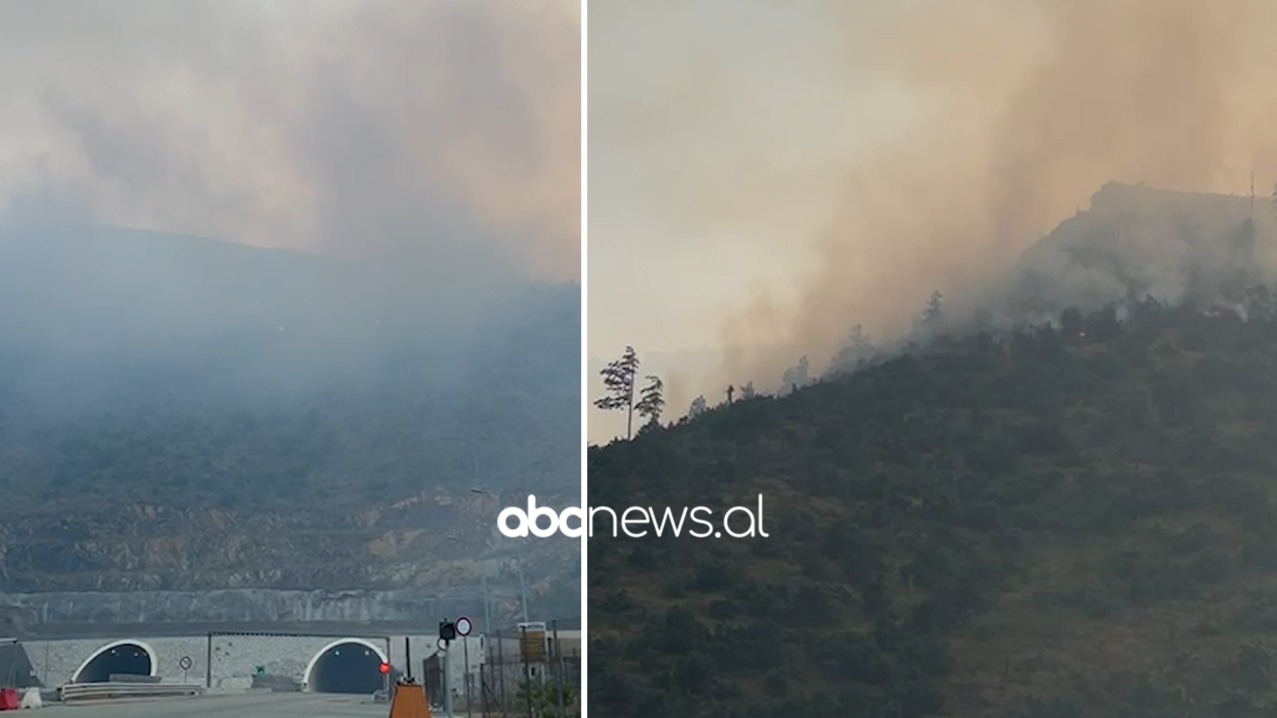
[
  {"left": 471, "top": 486, "right": 531, "bottom": 623},
  {"left": 518, "top": 563, "right": 529, "bottom": 624}
]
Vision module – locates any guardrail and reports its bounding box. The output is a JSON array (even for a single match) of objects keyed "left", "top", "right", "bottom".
[{"left": 60, "top": 682, "right": 204, "bottom": 703}]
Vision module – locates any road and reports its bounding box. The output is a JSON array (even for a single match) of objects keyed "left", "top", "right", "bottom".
[{"left": 35, "top": 693, "right": 393, "bottom": 717}]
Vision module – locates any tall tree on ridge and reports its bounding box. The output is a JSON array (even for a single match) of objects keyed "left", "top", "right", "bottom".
[
  {"left": 595, "top": 346, "right": 641, "bottom": 439},
  {"left": 635, "top": 375, "right": 666, "bottom": 428}
]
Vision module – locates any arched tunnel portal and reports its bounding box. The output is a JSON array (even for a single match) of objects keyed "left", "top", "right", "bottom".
[
  {"left": 72, "top": 640, "right": 156, "bottom": 683},
  {"left": 304, "top": 639, "right": 388, "bottom": 694}
]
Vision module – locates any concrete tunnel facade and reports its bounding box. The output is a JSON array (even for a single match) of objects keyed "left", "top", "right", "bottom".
[
  {"left": 302, "top": 638, "right": 388, "bottom": 694},
  {"left": 71, "top": 640, "right": 157, "bottom": 683}
]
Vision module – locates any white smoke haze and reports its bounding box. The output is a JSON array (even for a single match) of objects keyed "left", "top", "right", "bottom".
[{"left": 588, "top": 0, "right": 1277, "bottom": 441}]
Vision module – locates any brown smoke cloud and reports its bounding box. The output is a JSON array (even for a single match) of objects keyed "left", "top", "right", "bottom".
[
  {"left": 0, "top": 0, "right": 579, "bottom": 280},
  {"left": 706, "top": 0, "right": 1277, "bottom": 390}
]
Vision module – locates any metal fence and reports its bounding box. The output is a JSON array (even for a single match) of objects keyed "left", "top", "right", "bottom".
[{"left": 462, "top": 620, "right": 579, "bottom": 718}]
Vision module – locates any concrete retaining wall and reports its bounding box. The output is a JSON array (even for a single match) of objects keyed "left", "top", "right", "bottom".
[{"left": 18, "top": 632, "right": 484, "bottom": 697}]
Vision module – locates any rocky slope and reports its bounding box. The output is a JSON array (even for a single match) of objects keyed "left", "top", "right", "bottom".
[{"left": 0, "top": 225, "right": 580, "bottom": 630}]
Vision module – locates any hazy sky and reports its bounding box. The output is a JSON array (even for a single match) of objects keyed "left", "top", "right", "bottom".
[
  {"left": 590, "top": 0, "right": 908, "bottom": 353},
  {"left": 0, "top": 0, "right": 580, "bottom": 280},
  {"left": 588, "top": 0, "right": 1277, "bottom": 444}
]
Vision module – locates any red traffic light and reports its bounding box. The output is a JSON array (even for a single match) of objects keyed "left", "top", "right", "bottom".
[{"left": 379, "top": 662, "right": 391, "bottom": 674}]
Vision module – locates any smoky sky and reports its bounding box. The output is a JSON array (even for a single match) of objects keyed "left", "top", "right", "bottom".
[
  {"left": 0, "top": 0, "right": 580, "bottom": 281},
  {"left": 589, "top": 0, "right": 1277, "bottom": 439}
]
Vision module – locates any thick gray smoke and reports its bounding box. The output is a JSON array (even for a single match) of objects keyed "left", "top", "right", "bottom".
[
  {"left": 0, "top": 0, "right": 581, "bottom": 416},
  {"left": 0, "top": 0, "right": 580, "bottom": 280}
]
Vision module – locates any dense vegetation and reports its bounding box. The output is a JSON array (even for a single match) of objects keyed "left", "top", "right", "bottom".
[
  {"left": 0, "top": 283, "right": 579, "bottom": 512},
  {"left": 589, "top": 289, "right": 1277, "bottom": 718},
  {"left": 0, "top": 229, "right": 580, "bottom": 613},
  {"left": 0, "top": 229, "right": 580, "bottom": 510}
]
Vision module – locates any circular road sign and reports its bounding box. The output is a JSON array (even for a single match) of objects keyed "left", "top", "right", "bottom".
[
  {"left": 178, "top": 656, "right": 193, "bottom": 670},
  {"left": 455, "top": 616, "right": 473, "bottom": 637}
]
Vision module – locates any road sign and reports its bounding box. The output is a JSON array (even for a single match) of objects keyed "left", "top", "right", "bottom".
[
  {"left": 455, "top": 615, "right": 473, "bottom": 637},
  {"left": 519, "top": 623, "right": 547, "bottom": 662},
  {"left": 177, "top": 656, "right": 192, "bottom": 671}
]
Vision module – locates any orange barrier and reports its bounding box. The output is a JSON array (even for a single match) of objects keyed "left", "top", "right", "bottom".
[{"left": 388, "top": 680, "right": 432, "bottom": 718}]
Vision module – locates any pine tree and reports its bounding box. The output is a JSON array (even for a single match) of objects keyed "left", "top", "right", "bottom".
[
  {"left": 594, "top": 346, "right": 641, "bottom": 439},
  {"left": 635, "top": 375, "right": 666, "bottom": 427},
  {"left": 921, "top": 290, "right": 943, "bottom": 325},
  {"left": 832, "top": 324, "right": 875, "bottom": 371},
  {"left": 781, "top": 356, "right": 811, "bottom": 393},
  {"left": 688, "top": 395, "right": 708, "bottom": 418}
]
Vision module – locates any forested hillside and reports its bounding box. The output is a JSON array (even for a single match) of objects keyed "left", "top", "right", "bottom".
[
  {"left": 589, "top": 291, "right": 1277, "bottom": 717},
  {"left": 0, "top": 226, "right": 580, "bottom": 616}
]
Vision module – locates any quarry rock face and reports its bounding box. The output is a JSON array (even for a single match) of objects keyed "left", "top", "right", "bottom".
[
  {"left": 0, "top": 496, "right": 578, "bottom": 633},
  {"left": 0, "top": 227, "right": 580, "bottom": 630}
]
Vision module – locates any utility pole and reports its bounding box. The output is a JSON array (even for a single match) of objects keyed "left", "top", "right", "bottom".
[
  {"left": 464, "top": 638, "right": 472, "bottom": 718},
  {"left": 444, "top": 649, "right": 453, "bottom": 717},
  {"left": 481, "top": 573, "right": 492, "bottom": 634},
  {"left": 471, "top": 483, "right": 526, "bottom": 625},
  {"left": 440, "top": 620, "right": 457, "bottom": 718},
  {"left": 552, "top": 621, "right": 566, "bottom": 718},
  {"left": 519, "top": 564, "right": 530, "bottom": 624}
]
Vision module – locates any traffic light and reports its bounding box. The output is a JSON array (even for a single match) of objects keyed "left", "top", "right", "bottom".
[
  {"left": 379, "top": 661, "right": 391, "bottom": 675},
  {"left": 439, "top": 620, "right": 456, "bottom": 641}
]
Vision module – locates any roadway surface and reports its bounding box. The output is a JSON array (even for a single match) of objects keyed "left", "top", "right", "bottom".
[{"left": 36, "top": 693, "right": 396, "bottom": 717}]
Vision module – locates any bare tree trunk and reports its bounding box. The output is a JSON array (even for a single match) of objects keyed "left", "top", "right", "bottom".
[{"left": 625, "top": 376, "right": 634, "bottom": 439}]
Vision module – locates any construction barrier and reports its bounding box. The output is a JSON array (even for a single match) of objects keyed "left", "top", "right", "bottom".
[
  {"left": 19, "top": 689, "right": 41, "bottom": 709},
  {"left": 0, "top": 688, "right": 18, "bottom": 711},
  {"left": 388, "top": 680, "right": 432, "bottom": 718},
  {"left": 60, "top": 682, "right": 203, "bottom": 703}
]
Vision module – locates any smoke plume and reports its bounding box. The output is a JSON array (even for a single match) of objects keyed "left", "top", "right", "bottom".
[
  {"left": 0, "top": 0, "right": 580, "bottom": 280},
  {"left": 596, "top": 0, "right": 1277, "bottom": 415},
  {"left": 727, "top": 0, "right": 1277, "bottom": 384}
]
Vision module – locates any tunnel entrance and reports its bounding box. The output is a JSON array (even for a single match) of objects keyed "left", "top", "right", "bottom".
[
  {"left": 72, "top": 641, "right": 155, "bottom": 683},
  {"left": 304, "top": 639, "right": 387, "bottom": 694}
]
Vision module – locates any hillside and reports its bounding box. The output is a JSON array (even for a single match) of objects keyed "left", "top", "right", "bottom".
[
  {"left": 588, "top": 191, "right": 1277, "bottom": 717},
  {"left": 0, "top": 225, "right": 580, "bottom": 626}
]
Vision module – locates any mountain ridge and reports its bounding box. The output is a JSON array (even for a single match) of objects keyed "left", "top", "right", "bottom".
[
  {"left": 589, "top": 186, "right": 1277, "bottom": 717},
  {"left": 0, "top": 224, "right": 580, "bottom": 623}
]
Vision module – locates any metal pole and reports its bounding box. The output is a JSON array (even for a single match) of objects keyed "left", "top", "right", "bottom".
[
  {"left": 386, "top": 637, "right": 393, "bottom": 695},
  {"left": 443, "top": 642, "right": 453, "bottom": 718},
  {"left": 464, "top": 638, "right": 472, "bottom": 718},
  {"left": 405, "top": 636, "right": 412, "bottom": 680},
  {"left": 497, "top": 629, "right": 506, "bottom": 712},
  {"left": 522, "top": 627, "right": 533, "bottom": 718},
  {"left": 553, "top": 621, "right": 565, "bottom": 718},
  {"left": 205, "top": 633, "right": 213, "bottom": 688},
  {"left": 518, "top": 566, "right": 530, "bottom": 624},
  {"left": 481, "top": 574, "right": 492, "bottom": 633}
]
